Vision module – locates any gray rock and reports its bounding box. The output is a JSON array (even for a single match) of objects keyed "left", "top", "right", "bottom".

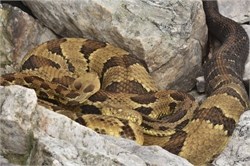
[
  {"left": 0, "top": 85, "right": 192, "bottom": 166},
  {"left": 23, "top": 0, "right": 206, "bottom": 91},
  {"left": 0, "top": 155, "right": 17, "bottom": 166},
  {"left": 1, "top": 85, "right": 249, "bottom": 166},
  {"left": 0, "top": 4, "right": 57, "bottom": 74},
  {"left": 195, "top": 76, "right": 205, "bottom": 93},
  {"left": 0, "top": 85, "right": 37, "bottom": 165},
  {"left": 217, "top": 0, "right": 250, "bottom": 23},
  {"left": 104, "top": 136, "right": 193, "bottom": 166},
  {"left": 242, "top": 25, "right": 250, "bottom": 82},
  {"left": 213, "top": 110, "right": 250, "bottom": 166}
]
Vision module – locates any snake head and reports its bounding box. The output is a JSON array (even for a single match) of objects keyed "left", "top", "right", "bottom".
[{"left": 69, "top": 72, "right": 100, "bottom": 103}]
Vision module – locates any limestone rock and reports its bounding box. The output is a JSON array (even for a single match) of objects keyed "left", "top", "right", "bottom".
[
  {"left": 1, "top": 85, "right": 249, "bottom": 165},
  {"left": 23, "top": 0, "right": 207, "bottom": 91},
  {"left": 0, "top": 4, "right": 57, "bottom": 74},
  {"left": 0, "top": 155, "right": 17, "bottom": 166},
  {"left": 104, "top": 136, "right": 193, "bottom": 166},
  {"left": 195, "top": 76, "right": 205, "bottom": 93},
  {"left": 0, "top": 85, "right": 192, "bottom": 166},
  {"left": 242, "top": 25, "right": 250, "bottom": 82},
  {"left": 217, "top": 0, "right": 250, "bottom": 23},
  {"left": 213, "top": 110, "right": 250, "bottom": 166}
]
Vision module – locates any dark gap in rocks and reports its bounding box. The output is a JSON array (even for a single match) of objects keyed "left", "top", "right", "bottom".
[
  {"left": 243, "top": 80, "right": 249, "bottom": 95},
  {"left": 242, "top": 21, "right": 249, "bottom": 25},
  {"left": 1, "top": 1, "right": 36, "bottom": 18}
]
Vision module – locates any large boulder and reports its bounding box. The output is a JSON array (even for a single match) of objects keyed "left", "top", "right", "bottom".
[
  {"left": 0, "top": 85, "right": 193, "bottom": 166},
  {"left": 0, "top": 4, "right": 57, "bottom": 74},
  {"left": 23, "top": 0, "right": 207, "bottom": 91}
]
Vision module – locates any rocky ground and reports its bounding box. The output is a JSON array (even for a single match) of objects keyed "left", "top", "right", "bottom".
[{"left": 0, "top": 0, "right": 249, "bottom": 165}]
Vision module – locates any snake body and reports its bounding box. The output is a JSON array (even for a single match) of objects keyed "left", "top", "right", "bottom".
[{"left": 0, "top": 1, "right": 249, "bottom": 165}]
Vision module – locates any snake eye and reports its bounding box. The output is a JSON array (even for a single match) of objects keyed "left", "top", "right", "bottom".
[
  {"left": 74, "top": 81, "right": 82, "bottom": 90},
  {"left": 83, "top": 84, "right": 95, "bottom": 93}
]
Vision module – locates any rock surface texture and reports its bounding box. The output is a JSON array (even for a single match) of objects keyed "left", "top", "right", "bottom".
[
  {"left": 213, "top": 111, "right": 250, "bottom": 165},
  {"left": 0, "top": 4, "right": 57, "bottom": 74},
  {"left": 0, "top": 85, "right": 249, "bottom": 165},
  {"left": 0, "top": 85, "right": 192, "bottom": 166},
  {"left": 242, "top": 25, "right": 250, "bottom": 82},
  {"left": 23, "top": 0, "right": 206, "bottom": 91},
  {"left": 217, "top": 0, "right": 249, "bottom": 23}
]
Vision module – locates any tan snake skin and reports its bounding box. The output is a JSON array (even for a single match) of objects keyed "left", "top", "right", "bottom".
[{"left": 0, "top": 1, "right": 249, "bottom": 165}]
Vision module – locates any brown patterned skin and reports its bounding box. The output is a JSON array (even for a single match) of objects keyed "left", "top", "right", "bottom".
[
  {"left": 176, "top": 1, "right": 249, "bottom": 164},
  {"left": 0, "top": 38, "right": 197, "bottom": 146},
  {"left": 0, "top": 1, "right": 249, "bottom": 165}
]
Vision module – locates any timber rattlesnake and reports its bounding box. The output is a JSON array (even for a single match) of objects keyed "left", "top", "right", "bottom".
[{"left": 0, "top": 1, "right": 249, "bottom": 165}]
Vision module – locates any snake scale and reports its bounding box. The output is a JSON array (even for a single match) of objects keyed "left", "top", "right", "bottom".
[{"left": 0, "top": 1, "right": 249, "bottom": 165}]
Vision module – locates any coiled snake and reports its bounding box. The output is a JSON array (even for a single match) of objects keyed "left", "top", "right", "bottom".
[{"left": 0, "top": 1, "right": 249, "bottom": 165}]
